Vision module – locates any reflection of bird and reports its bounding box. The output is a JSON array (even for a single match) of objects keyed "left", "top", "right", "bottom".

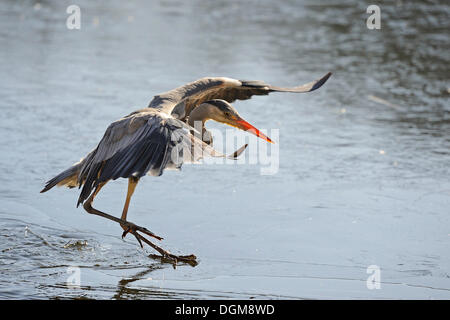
[{"left": 41, "top": 72, "right": 331, "bottom": 264}]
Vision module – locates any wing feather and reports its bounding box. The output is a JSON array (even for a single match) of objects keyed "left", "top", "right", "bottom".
[
  {"left": 76, "top": 111, "right": 234, "bottom": 206},
  {"left": 77, "top": 112, "right": 178, "bottom": 206},
  {"left": 148, "top": 73, "right": 332, "bottom": 120}
]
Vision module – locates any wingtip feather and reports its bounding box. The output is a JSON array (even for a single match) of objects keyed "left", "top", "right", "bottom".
[{"left": 310, "top": 72, "right": 332, "bottom": 91}]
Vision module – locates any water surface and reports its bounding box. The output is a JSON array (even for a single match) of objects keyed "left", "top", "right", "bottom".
[{"left": 0, "top": 0, "right": 449, "bottom": 299}]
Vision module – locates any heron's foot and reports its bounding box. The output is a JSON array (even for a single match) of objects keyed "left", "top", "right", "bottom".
[
  {"left": 149, "top": 253, "right": 198, "bottom": 268},
  {"left": 120, "top": 222, "right": 197, "bottom": 267},
  {"left": 121, "top": 221, "right": 163, "bottom": 243}
]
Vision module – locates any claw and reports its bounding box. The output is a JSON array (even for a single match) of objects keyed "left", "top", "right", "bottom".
[
  {"left": 120, "top": 222, "right": 198, "bottom": 267},
  {"left": 148, "top": 253, "right": 198, "bottom": 267},
  {"left": 131, "top": 231, "right": 143, "bottom": 248},
  {"left": 120, "top": 222, "right": 163, "bottom": 241},
  {"left": 139, "top": 226, "right": 163, "bottom": 241},
  {"left": 122, "top": 227, "right": 131, "bottom": 239}
]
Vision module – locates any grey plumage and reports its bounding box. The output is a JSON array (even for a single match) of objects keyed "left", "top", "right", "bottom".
[
  {"left": 40, "top": 161, "right": 81, "bottom": 193},
  {"left": 42, "top": 73, "right": 331, "bottom": 208},
  {"left": 41, "top": 109, "right": 235, "bottom": 207},
  {"left": 165, "top": 73, "right": 332, "bottom": 121},
  {"left": 40, "top": 73, "right": 331, "bottom": 261}
]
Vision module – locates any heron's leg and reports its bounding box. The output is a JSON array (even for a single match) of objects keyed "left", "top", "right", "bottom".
[
  {"left": 83, "top": 182, "right": 123, "bottom": 224},
  {"left": 118, "top": 177, "right": 196, "bottom": 265},
  {"left": 120, "top": 177, "right": 139, "bottom": 226},
  {"left": 82, "top": 182, "right": 160, "bottom": 241},
  {"left": 120, "top": 177, "right": 162, "bottom": 240},
  {"left": 83, "top": 181, "right": 197, "bottom": 266}
]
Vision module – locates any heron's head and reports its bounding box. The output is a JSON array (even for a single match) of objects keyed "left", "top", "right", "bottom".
[{"left": 201, "top": 99, "right": 273, "bottom": 143}]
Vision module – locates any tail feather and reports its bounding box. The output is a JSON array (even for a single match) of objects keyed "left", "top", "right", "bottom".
[{"left": 40, "top": 164, "right": 81, "bottom": 193}]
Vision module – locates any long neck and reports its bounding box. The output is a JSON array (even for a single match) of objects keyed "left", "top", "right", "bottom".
[
  {"left": 188, "top": 104, "right": 214, "bottom": 129},
  {"left": 188, "top": 104, "right": 216, "bottom": 144}
]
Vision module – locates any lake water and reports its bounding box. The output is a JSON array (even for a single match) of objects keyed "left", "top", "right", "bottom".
[{"left": 0, "top": 0, "right": 449, "bottom": 299}]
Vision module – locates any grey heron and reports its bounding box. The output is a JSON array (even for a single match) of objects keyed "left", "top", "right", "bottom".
[{"left": 40, "top": 72, "right": 331, "bottom": 264}]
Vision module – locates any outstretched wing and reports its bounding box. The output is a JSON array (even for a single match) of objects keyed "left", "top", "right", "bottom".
[
  {"left": 76, "top": 110, "right": 230, "bottom": 206},
  {"left": 148, "top": 72, "right": 332, "bottom": 119}
]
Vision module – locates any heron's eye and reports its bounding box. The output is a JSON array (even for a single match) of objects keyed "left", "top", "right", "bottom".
[{"left": 224, "top": 112, "right": 231, "bottom": 118}]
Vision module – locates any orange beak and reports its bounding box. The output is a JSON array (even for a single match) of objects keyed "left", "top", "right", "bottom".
[{"left": 234, "top": 119, "right": 274, "bottom": 144}]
